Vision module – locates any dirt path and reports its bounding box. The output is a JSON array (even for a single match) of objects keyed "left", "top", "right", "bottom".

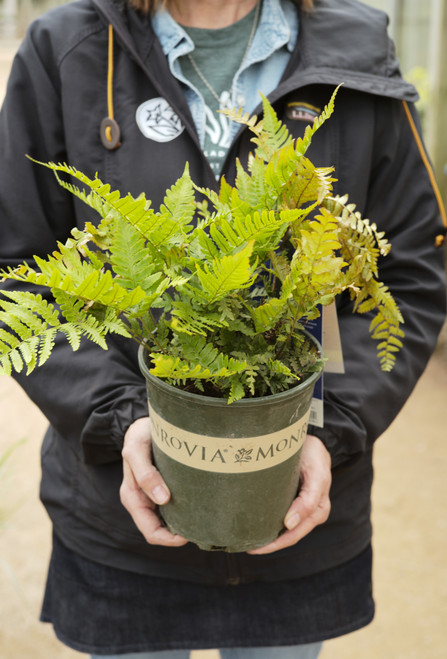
[{"left": 1, "top": 39, "right": 447, "bottom": 659}]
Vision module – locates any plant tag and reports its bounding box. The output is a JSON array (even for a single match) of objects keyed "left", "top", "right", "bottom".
[
  {"left": 149, "top": 405, "right": 310, "bottom": 474},
  {"left": 322, "top": 302, "right": 345, "bottom": 374},
  {"left": 304, "top": 312, "right": 324, "bottom": 428},
  {"left": 304, "top": 304, "right": 344, "bottom": 428}
]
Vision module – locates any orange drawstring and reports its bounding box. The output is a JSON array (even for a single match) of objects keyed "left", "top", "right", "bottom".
[
  {"left": 402, "top": 101, "right": 446, "bottom": 246},
  {"left": 106, "top": 24, "right": 115, "bottom": 142},
  {"left": 100, "top": 24, "right": 121, "bottom": 150}
]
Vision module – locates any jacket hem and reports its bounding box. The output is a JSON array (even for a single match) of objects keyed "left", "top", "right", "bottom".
[
  {"left": 52, "top": 514, "right": 372, "bottom": 585},
  {"left": 44, "top": 606, "right": 375, "bottom": 654}
]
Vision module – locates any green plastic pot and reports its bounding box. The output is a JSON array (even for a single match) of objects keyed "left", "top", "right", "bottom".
[{"left": 138, "top": 341, "right": 322, "bottom": 553}]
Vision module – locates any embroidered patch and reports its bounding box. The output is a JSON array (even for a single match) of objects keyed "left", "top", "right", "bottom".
[
  {"left": 136, "top": 97, "right": 185, "bottom": 142},
  {"left": 286, "top": 102, "right": 321, "bottom": 123}
]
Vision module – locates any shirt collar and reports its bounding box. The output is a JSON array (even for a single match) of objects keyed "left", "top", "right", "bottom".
[{"left": 152, "top": 0, "right": 299, "bottom": 63}]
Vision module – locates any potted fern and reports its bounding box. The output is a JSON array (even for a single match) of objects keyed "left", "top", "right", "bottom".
[{"left": 0, "top": 90, "right": 403, "bottom": 551}]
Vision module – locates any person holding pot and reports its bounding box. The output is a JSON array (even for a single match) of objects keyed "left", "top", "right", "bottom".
[{"left": 0, "top": 0, "right": 445, "bottom": 658}]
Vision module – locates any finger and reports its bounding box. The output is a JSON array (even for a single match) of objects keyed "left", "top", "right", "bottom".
[
  {"left": 281, "top": 434, "right": 332, "bottom": 530},
  {"left": 247, "top": 496, "right": 331, "bottom": 555},
  {"left": 122, "top": 419, "right": 170, "bottom": 506},
  {"left": 125, "top": 456, "right": 171, "bottom": 506},
  {"left": 283, "top": 470, "right": 331, "bottom": 531},
  {"left": 120, "top": 461, "right": 188, "bottom": 547}
]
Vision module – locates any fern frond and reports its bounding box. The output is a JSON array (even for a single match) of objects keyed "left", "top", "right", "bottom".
[
  {"left": 170, "top": 300, "right": 227, "bottom": 336},
  {"left": 51, "top": 169, "right": 107, "bottom": 218},
  {"left": 71, "top": 218, "right": 114, "bottom": 255},
  {"left": 250, "top": 297, "right": 287, "bottom": 333},
  {"left": 109, "top": 216, "right": 166, "bottom": 294},
  {"left": 280, "top": 159, "right": 335, "bottom": 211},
  {"left": 193, "top": 228, "right": 220, "bottom": 260},
  {"left": 235, "top": 156, "right": 268, "bottom": 207},
  {"left": 267, "top": 358, "right": 300, "bottom": 381},
  {"left": 29, "top": 160, "right": 178, "bottom": 250},
  {"left": 323, "top": 194, "right": 391, "bottom": 259},
  {"left": 4, "top": 249, "right": 147, "bottom": 313},
  {"left": 283, "top": 209, "right": 345, "bottom": 316},
  {"left": 0, "top": 289, "right": 122, "bottom": 374},
  {"left": 219, "top": 106, "right": 258, "bottom": 130},
  {"left": 193, "top": 183, "right": 223, "bottom": 215},
  {"left": 156, "top": 163, "right": 196, "bottom": 244},
  {"left": 209, "top": 209, "right": 291, "bottom": 257},
  {"left": 269, "top": 251, "right": 291, "bottom": 282},
  {"left": 228, "top": 377, "right": 246, "bottom": 404},
  {"left": 53, "top": 290, "right": 130, "bottom": 339},
  {"left": 371, "top": 314, "right": 405, "bottom": 371},
  {"left": 148, "top": 351, "right": 247, "bottom": 382},
  {"left": 295, "top": 85, "right": 341, "bottom": 156},
  {"left": 195, "top": 241, "right": 256, "bottom": 302},
  {"left": 252, "top": 95, "right": 294, "bottom": 161},
  {"left": 350, "top": 277, "right": 404, "bottom": 370}
]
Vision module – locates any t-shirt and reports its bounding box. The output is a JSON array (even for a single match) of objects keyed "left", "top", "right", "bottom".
[{"left": 180, "top": 6, "right": 258, "bottom": 178}]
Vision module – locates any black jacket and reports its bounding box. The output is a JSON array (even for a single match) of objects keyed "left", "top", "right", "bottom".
[{"left": 0, "top": 0, "right": 445, "bottom": 585}]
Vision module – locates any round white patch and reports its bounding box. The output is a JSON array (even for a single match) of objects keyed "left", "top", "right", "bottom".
[{"left": 136, "top": 97, "right": 185, "bottom": 143}]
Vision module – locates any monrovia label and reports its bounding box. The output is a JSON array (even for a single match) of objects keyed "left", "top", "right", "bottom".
[{"left": 149, "top": 405, "right": 310, "bottom": 474}]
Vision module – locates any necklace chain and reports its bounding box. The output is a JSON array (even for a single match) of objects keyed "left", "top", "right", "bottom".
[{"left": 186, "top": 1, "right": 261, "bottom": 109}]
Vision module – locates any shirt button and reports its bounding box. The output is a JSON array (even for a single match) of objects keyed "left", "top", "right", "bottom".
[{"left": 236, "top": 94, "right": 246, "bottom": 107}]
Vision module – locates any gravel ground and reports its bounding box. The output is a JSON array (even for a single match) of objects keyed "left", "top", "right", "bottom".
[{"left": 1, "top": 39, "right": 447, "bottom": 659}]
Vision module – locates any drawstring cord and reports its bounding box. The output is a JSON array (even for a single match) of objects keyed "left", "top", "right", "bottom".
[
  {"left": 100, "top": 24, "right": 121, "bottom": 150},
  {"left": 106, "top": 23, "right": 115, "bottom": 140},
  {"left": 402, "top": 100, "right": 446, "bottom": 246}
]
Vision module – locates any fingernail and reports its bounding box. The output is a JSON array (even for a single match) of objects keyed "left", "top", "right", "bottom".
[
  {"left": 285, "top": 513, "right": 301, "bottom": 530},
  {"left": 152, "top": 486, "right": 169, "bottom": 505}
]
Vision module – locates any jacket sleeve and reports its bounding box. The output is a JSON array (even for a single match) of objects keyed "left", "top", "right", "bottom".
[
  {"left": 0, "top": 26, "right": 148, "bottom": 465},
  {"left": 308, "top": 96, "right": 446, "bottom": 468}
]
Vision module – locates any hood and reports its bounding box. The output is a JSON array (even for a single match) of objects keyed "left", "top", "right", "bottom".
[
  {"left": 292, "top": 0, "right": 418, "bottom": 101},
  {"left": 299, "top": 0, "right": 418, "bottom": 101},
  {"left": 91, "top": 0, "right": 418, "bottom": 105}
]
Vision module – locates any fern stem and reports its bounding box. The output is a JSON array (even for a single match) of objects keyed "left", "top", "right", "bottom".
[{"left": 122, "top": 311, "right": 168, "bottom": 355}]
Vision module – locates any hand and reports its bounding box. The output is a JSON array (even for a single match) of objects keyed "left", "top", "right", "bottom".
[
  {"left": 120, "top": 416, "right": 189, "bottom": 547},
  {"left": 247, "top": 433, "right": 332, "bottom": 555}
]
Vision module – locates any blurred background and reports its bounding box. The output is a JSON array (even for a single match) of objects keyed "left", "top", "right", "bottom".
[{"left": 1, "top": 1, "right": 446, "bottom": 657}]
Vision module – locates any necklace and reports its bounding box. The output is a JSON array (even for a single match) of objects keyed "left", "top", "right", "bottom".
[{"left": 186, "top": 1, "right": 261, "bottom": 110}]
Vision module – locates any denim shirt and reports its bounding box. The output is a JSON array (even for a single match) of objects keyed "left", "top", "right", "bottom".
[{"left": 152, "top": 0, "right": 299, "bottom": 146}]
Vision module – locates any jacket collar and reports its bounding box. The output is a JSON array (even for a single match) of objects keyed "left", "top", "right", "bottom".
[{"left": 91, "top": 0, "right": 418, "bottom": 104}]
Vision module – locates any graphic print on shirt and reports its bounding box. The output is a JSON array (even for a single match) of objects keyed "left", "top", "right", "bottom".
[
  {"left": 136, "top": 97, "right": 185, "bottom": 142},
  {"left": 203, "top": 103, "right": 232, "bottom": 178}
]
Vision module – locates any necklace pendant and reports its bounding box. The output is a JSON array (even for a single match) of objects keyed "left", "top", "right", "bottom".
[{"left": 219, "top": 90, "right": 231, "bottom": 110}]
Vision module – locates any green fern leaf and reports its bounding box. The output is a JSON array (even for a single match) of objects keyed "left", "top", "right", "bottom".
[
  {"left": 228, "top": 377, "right": 246, "bottom": 404},
  {"left": 195, "top": 241, "right": 256, "bottom": 302},
  {"left": 28, "top": 160, "right": 179, "bottom": 250},
  {"left": 148, "top": 353, "right": 246, "bottom": 382},
  {"left": 157, "top": 163, "right": 196, "bottom": 244},
  {"left": 170, "top": 300, "right": 227, "bottom": 336},
  {"left": 295, "top": 85, "right": 341, "bottom": 156},
  {"left": 0, "top": 291, "right": 88, "bottom": 374},
  {"left": 109, "top": 217, "right": 165, "bottom": 294},
  {"left": 267, "top": 358, "right": 300, "bottom": 381},
  {"left": 251, "top": 297, "right": 287, "bottom": 333}
]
